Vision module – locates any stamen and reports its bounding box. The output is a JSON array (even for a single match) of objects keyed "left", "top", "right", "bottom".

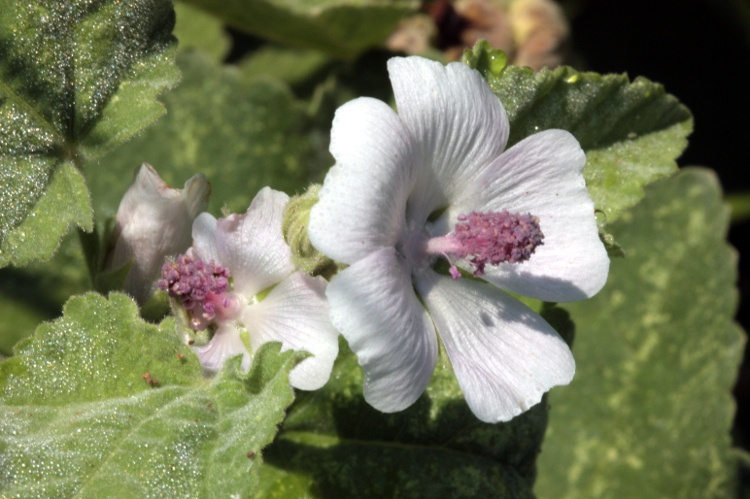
[
  {"left": 453, "top": 211, "right": 544, "bottom": 276},
  {"left": 158, "top": 254, "right": 238, "bottom": 330},
  {"left": 424, "top": 210, "right": 544, "bottom": 278}
]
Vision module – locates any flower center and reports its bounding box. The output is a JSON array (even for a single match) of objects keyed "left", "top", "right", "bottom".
[
  {"left": 158, "top": 254, "right": 240, "bottom": 330},
  {"left": 425, "top": 210, "right": 544, "bottom": 279}
]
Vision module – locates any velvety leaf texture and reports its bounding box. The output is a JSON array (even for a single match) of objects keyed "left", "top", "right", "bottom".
[
  {"left": 464, "top": 42, "right": 693, "bottom": 224},
  {"left": 179, "top": 0, "right": 418, "bottom": 58},
  {"left": 0, "top": 293, "right": 303, "bottom": 497},
  {"left": 0, "top": 0, "right": 179, "bottom": 265},
  {"left": 536, "top": 168, "right": 745, "bottom": 497}
]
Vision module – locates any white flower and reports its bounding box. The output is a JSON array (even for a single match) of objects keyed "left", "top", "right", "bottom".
[
  {"left": 106, "top": 163, "right": 210, "bottom": 304},
  {"left": 159, "top": 187, "right": 339, "bottom": 391},
  {"left": 308, "top": 56, "right": 609, "bottom": 422}
]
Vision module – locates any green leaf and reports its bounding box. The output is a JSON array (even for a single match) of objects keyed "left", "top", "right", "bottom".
[
  {"left": 0, "top": 230, "right": 91, "bottom": 356},
  {"left": 174, "top": 1, "right": 230, "bottom": 61},
  {"left": 240, "top": 46, "right": 332, "bottom": 87},
  {"left": 0, "top": 162, "right": 91, "bottom": 267},
  {"left": 257, "top": 337, "right": 555, "bottom": 497},
  {"left": 0, "top": 0, "right": 180, "bottom": 265},
  {"left": 89, "top": 51, "right": 330, "bottom": 220},
  {"left": 179, "top": 0, "right": 418, "bottom": 58},
  {"left": 0, "top": 292, "right": 303, "bottom": 497},
  {"left": 535, "top": 168, "right": 745, "bottom": 497},
  {"left": 464, "top": 42, "right": 693, "bottom": 224}
]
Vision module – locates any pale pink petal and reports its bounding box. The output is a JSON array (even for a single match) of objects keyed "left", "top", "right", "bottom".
[
  {"left": 242, "top": 273, "right": 338, "bottom": 391},
  {"left": 388, "top": 56, "right": 509, "bottom": 219},
  {"left": 193, "top": 322, "right": 251, "bottom": 372},
  {"left": 215, "top": 187, "right": 294, "bottom": 298},
  {"left": 108, "top": 163, "right": 210, "bottom": 304},
  {"left": 309, "top": 97, "right": 419, "bottom": 265},
  {"left": 415, "top": 269, "right": 575, "bottom": 423},
  {"left": 190, "top": 212, "right": 220, "bottom": 263},
  {"left": 443, "top": 129, "right": 609, "bottom": 301},
  {"left": 326, "top": 247, "right": 438, "bottom": 412}
]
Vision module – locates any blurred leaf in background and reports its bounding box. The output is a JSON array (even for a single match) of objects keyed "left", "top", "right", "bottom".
[
  {"left": 179, "top": 0, "right": 419, "bottom": 58},
  {"left": 536, "top": 168, "right": 745, "bottom": 497}
]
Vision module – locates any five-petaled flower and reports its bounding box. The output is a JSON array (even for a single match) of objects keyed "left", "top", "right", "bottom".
[
  {"left": 159, "top": 187, "right": 339, "bottom": 391},
  {"left": 308, "top": 56, "right": 609, "bottom": 422}
]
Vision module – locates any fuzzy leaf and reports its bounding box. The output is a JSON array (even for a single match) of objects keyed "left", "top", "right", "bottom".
[
  {"left": 179, "top": 0, "right": 418, "bottom": 58},
  {"left": 464, "top": 42, "right": 692, "bottom": 223},
  {"left": 0, "top": 0, "right": 179, "bottom": 265},
  {"left": 536, "top": 168, "right": 745, "bottom": 497},
  {"left": 0, "top": 292, "right": 303, "bottom": 497},
  {"left": 0, "top": 231, "right": 91, "bottom": 356}
]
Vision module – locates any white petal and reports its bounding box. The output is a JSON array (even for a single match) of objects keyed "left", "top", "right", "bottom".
[
  {"left": 309, "top": 97, "right": 418, "bottom": 264},
  {"left": 190, "top": 212, "right": 220, "bottom": 262},
  {"left": 327, "top": 247, "right": 438, "bottom": 412},
  {"left": 108, "top": 163, "right": 210, "bottom": 304},
  {"left": 388, "top": 56, "right": 509, "bottom": 217},
  {"left": 448, "top": 129, "right": 609, "bottom": 301},
  {"left": 415, "top": 270, "right": 575, "bottom": 423},
  {"left": 215, "top": 187, "right": 294, "bottom": 298},
  {"left": 242, "top": 273, "right": 339, "bottom": 391},
  {"left": 193, "top": 322, "right": 252, "bottom": 372}
]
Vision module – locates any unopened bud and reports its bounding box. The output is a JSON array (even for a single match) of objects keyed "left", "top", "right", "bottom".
[
  {"left": 282, "top": 185, "right": 337, "bottom": 278},
  {"left": 104, "top": 163, "right": 211, "bottom": 304}
]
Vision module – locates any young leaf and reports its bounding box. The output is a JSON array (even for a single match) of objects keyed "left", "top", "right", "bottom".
[
  {"left": 536, "top": 168, "right": 745, "bottom": 497},
  {"left": 0, "top": 292, "right": 303, "bottom": 497},
  {"left": 179, "top": 0, "right": 418, "bottom": 58},
  {"left": 0, "top": 0, "right": 180, "bottom": 266},
  {"left": 256, "top": 337, "right": 555, "bottom": 497},
  {"left": 464, "top": 42, "right": 693, "bottom": 224}
]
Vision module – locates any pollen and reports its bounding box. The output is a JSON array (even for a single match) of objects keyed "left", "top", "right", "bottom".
[
  {"left": 158, "top": 254, "right": 237, "bottom": 329},
  {"left": 453, "top": 210, "right": 544, "bottom": 276}
]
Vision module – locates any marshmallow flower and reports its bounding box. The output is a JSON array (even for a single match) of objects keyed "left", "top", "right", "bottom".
[
  {"left": 308, "top": 56, "right": 609, "bottom": 422},
  {"left": 160, "top": 187, "right": 339, "bottom": 391}
]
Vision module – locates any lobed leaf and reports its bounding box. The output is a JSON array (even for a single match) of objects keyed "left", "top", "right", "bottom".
[
  {"left": 535, "top": 168, "right": 745, "bottom": 497},
  {"left": 0, "top": 0, "right": 180, "bottom": 265},
  {"left": 0, "top": 292, "right": 303, "bottom": 497}
]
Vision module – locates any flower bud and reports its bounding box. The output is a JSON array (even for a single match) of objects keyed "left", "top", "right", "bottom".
[
  {"left": 282, "top": 185, "right": 338, "bottom": 278},
  {"left": 105, "top": 163, "right": 210, "bottom": 304}
]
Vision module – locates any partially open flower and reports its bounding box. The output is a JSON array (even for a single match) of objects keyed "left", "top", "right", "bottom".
[
  {"left": 160, "top": 187, "right": 339, "bottom": 391},
  {"left": 105, "top": 163, "right": 210, "bottom": 305}
]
